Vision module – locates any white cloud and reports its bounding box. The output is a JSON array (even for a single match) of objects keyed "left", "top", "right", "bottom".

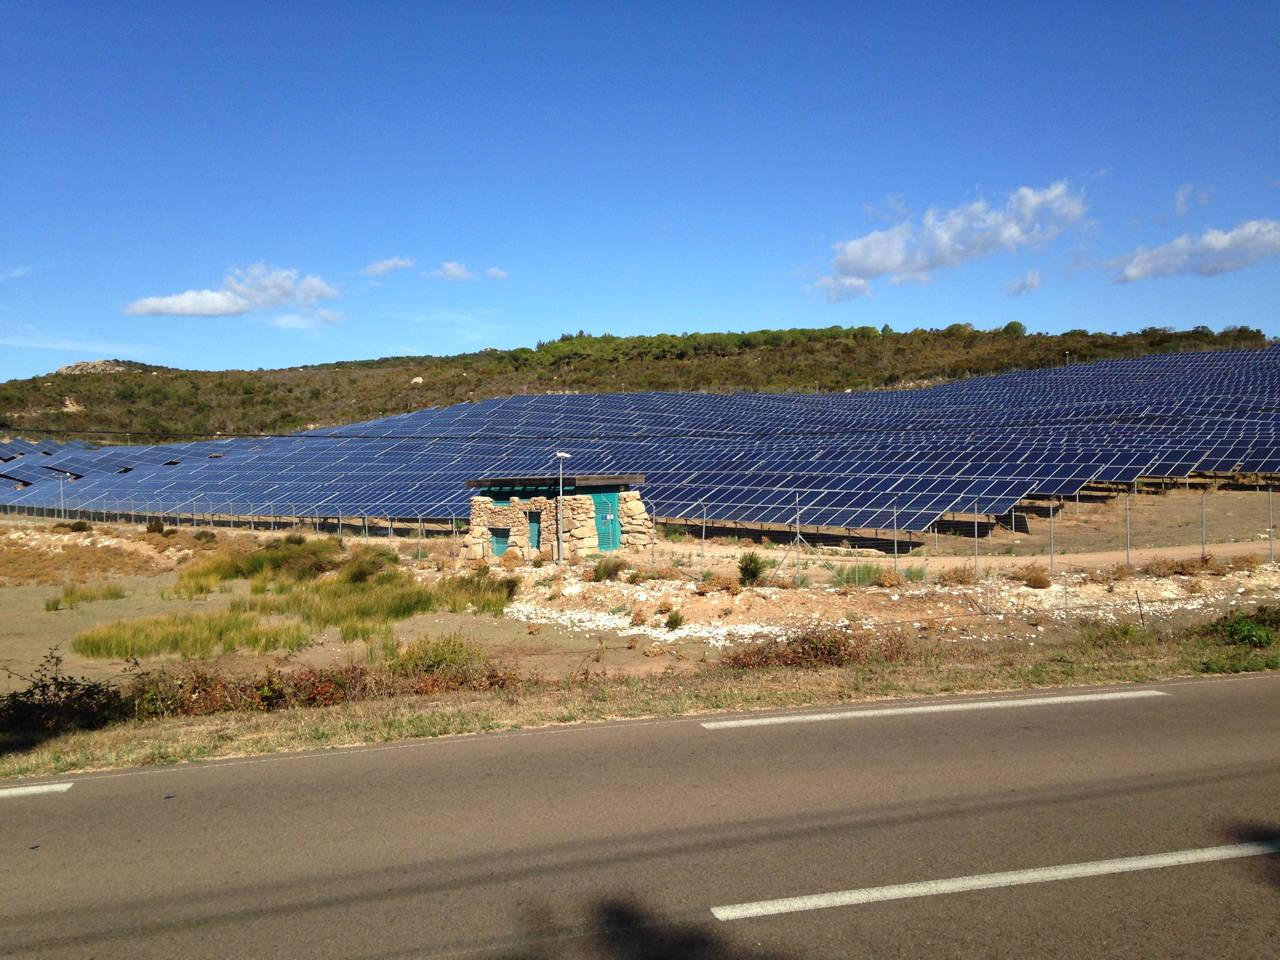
[
  {"left": 428, "top": 261, "right": 475, "bottom": 281},
  {"left": 362, "top": 256, "right": 415, "bottom": 277},
  {"left": 818, "top": 181, "right": 1085, "bottom": 301},
  {"left": 1005, "top": 269, "right": 1042, "bottom": 296},
  {"left": 0, "top": 266, "right": 32, "bottom": 283},
  {"left": 1112, "top": 219, "right": 1280, "bottom": 283},
  {"left": 1174, "top": 183, "right": 1213, "bottom": 216},
  {"left": 270, "top": 310, "right": 341, "bottom": 331},
  {"left": 484, "top": 266, "right": 508, "bottom": 280},
  {"left": 125, "top": 263, "right": 339, "bottom": 316},
  {"left": 127, "top": 289, "right": 249, "bottom": 316}
]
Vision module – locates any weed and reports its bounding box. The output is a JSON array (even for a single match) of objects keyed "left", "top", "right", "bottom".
[
  {"left": 665, "top": 609, "right": 685, "bottom": 630},
  {"left": 52, "top": 520, "right": 93, "bottom": 534},
  {"left": 44, "top": 582, "right": 127, "bottom": 611},
  {"left": 193, "top": 529, "right": 217, "bottom": 544},
  {"left": 73, "top": 611, "right": 310, "bottom": 659},
  {"left": 829, "top": 564, "right": 878, "bottom": 587},
  {"left": 628, "top": 565, "right": 684, "bottom": 583},
  {"left": 695, "top": 574, "right": 741, "bottom": 595},
  {"left": 721, "top": 625, "right": 911, "bottom": 669},
  {"left": 592, "top": 557, "right": 628, "bottom": 582},
  {"left": 0, "top": 650, "right": 125, "bottom": 740},
  {"left": 938, "top": 566, "right": 977, "bottom": 586},
  {"left": 738, "top": 551, "right": 766, "bottom": 585},
  {"left": 336, "top": 546, "right": 399, "bottom": 584},
  {"left": 1015, "top": 563, "right": 1052, "bottom": 589},
  {"left": 1212, "top": 609, "right": 1278, "bottom": 648},
  {"left": 179, "top": 536, "right": 344, "bottom": 590},
  {"left": 875, "top": 569, "right": 906, "bottom": 589}
]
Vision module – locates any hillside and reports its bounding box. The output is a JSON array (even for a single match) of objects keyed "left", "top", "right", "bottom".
[{"left": 0, "top": 323, "right": 1266, "bottom": 441}]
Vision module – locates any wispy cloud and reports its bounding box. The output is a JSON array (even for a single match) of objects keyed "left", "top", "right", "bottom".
[
  {"left": 1005, "top": 269, "right": 1042, "bottom": 296},
  {"left": 125, "top": 263, "right": 339, "bottom": 316},
  {"left": 270, "top": 308, "right": 344, "bottom": 332},
  {"left": 1111, "top": 219, "right": 1280, "bottom": 283},
  {"left": 361, "top": 256, "right": 415, "bottom": 277},
  {"left": 484, "top": 266, "right": 508, "bottom": 280},
  {"left": 816, "top": 181, "right": 1086, "bottom": 301},
  {"left": 1174, "top": 183, "right": 1212, "bottom": 217},
  {"left": 0, "top": 325, "right": 146, "bottom": 356},
  {"left": 0, "top": 266, "right": 33, "bottom": 283},
  {"left": 428, "top": 261, "right": 475, "bottom": 281}
]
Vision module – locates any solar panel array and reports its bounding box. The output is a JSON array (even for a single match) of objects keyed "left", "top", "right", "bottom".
[{"left": 3, "top": 346, "right": 1278, "bottom": 533}]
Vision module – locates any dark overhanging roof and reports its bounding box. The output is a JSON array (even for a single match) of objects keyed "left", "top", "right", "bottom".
[{"left": 466, "top": 474, "right": 645, "bottom": 488}]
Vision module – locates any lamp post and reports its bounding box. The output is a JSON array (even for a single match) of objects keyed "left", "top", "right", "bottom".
[{"left": 555, "top": 451, "right": 571, "bottom": 563}]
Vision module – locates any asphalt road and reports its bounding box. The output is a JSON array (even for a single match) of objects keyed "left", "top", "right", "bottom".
[{"left": 3, "top": 674, "right": 1279, "bottom": 959}]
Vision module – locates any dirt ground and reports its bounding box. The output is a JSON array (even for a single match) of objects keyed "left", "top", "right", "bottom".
[{"left": 1, "top": 496, "right": 1277, "bottom": 694}]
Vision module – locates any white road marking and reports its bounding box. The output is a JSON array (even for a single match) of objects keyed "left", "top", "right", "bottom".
[
  {"left": 0, "top": 782, "right": 74, "bottom": 799},
  {"left": 701, "top": 689, "right": 1168, "bottom": 730},
  {"left": 712, "top": 840, "right": 1280, "bottom": 920}
]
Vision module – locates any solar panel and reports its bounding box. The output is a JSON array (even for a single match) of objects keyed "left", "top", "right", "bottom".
[{"left": 3, "top": 346, "right": 1279, "bottom": 534}]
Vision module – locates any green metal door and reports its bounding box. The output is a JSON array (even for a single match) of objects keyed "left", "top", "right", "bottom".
[
  {"left": 591, "top": 492, "right": 621, "bottom": 551},
  {"left": 527, "top": 512, "right": 541, "bottom": 551},
  {"left": 490, "top": 527, "right": 510, "bottom": 556}
]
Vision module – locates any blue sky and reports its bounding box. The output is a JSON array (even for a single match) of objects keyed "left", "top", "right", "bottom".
[{"left": 1, "top": 1, "right": 1277, "bottom": 380}]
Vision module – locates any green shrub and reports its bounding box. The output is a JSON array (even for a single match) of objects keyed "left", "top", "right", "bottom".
[
  {"left": 53, "top": 520, "right": 93, "bottom": 533},
  {"left": 337, "top": 546, "right": 400, "bottom": 584},
  {"left": 665, "top": 609, "right": 685, "bottom": 631},
  {"left": 592, "top": 557, "right": 628, "bottom": 582},
  {"left": 1218, "top": 612, "right": 1277, "bottom": 648},
  {"left": 179, "top": 536, "right": 344, "bottom": 590},
  {"left": 389, "top": 634, "right": 489, "bottom": 684},
  {"left": 738, "top": 551, "right": 766, "bottom": 585}
]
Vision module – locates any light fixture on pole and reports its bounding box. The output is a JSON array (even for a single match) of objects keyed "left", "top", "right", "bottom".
[{"left": 554, "top": 451, "right": 572, "bottom": 563}]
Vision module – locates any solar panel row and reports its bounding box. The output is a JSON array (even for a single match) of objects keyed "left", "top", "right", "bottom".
[{"left": 2, "top": 346, "right": 1278, "bottom": 533}]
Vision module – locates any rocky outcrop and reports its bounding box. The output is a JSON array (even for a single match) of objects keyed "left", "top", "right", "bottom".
[{"left": 54, "top": 360, "right": 135, "bottom": 375}]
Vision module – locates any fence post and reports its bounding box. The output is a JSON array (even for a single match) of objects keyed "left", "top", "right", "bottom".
[
  {"left": 1200, "top": 489, "right": 1207, "bottom": 559},
  {"left": 972, "top": 499, "right": 979, "bottom": 577},
  {"left": 1125, "top": 484, "right": 1132, "bottom": 568},
  {"left": 1269, "top": 487, "right": 1275, "bottom": 565},
  {"left": 892, "top": 498, "right": 899, "bottom": 571},
  {"left": 1048, "top": 497, "right": 1055, "bottom": 574}
]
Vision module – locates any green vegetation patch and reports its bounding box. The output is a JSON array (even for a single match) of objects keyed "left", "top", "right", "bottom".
[
  {"left": 178, "top": 534, "right": 344, "bottom": 592},
  {"left": 73, "top": 611, "right": 309, "bottom": 659},
  {"left": 45, "top": 582, "right": 127, "bottom": 611}
]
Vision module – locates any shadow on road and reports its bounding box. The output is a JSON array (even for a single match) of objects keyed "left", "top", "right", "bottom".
[
  {"left": 1224, "top": 822, "right": 1280, "bottom": 889},
  {"left": 498, "top": 898, "right": 793, "bottom": 960}
]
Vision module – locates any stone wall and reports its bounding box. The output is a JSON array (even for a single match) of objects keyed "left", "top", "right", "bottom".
[
  {"left": 618, "top": 489, "right": 655, "bottom": 548},
  {"left": 462, "top": 489, "right": 655, "bottom": 561}
]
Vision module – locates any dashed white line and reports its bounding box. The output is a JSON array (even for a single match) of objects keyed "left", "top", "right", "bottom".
[
  {"left": 701, "top": 689, "right": 1169, "bottom": 730},
  {"left": 0, "top": 782, "right": 75, "bottom": 799},
  {"left": 712, "top": 840, "right": 1280, "bottom": 920}
]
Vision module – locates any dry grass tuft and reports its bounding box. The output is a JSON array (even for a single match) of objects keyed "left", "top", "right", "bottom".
[
  {"left": 721, "top": 625, "right": 912, "bottom": 669},
  {"left": 695, "top": 573, "right": 741, "bottom": 595},
  {"left": 874, "top": 569, "right": 907, "bottom": 589},
  {"left": 1014, "top": 563, "right": 1052, "bottom": 589},
  {"left": 937, "top": 565, "right": 977, "bottom": 586}
]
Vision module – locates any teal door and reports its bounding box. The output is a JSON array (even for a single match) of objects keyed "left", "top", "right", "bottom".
[
  {"left": 591, "top": 492, "right": 621, "bottom": 551},
  {"left": 527, "top": 512, "right": 541, "bottom": 551},
  {"left": 491, "top": 527, "right": 510, "bottom": 556}
]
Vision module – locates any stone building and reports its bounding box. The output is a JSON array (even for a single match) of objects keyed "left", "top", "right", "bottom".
[{"left": 460, "top": 474, "right": 654, "bottom": 562}]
